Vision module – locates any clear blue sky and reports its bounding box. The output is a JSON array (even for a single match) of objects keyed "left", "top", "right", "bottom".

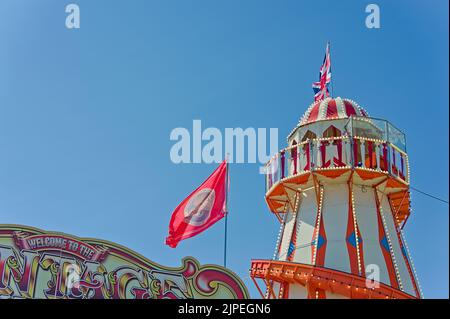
[{"left": 0, "top": 0, "right": 448, "bottom": 298}]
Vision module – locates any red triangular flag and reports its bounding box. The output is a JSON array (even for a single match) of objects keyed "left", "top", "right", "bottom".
[{"left": 165, "top": 160, "right": 228, "bottom": 248}]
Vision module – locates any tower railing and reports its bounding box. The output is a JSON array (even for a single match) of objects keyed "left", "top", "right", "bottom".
[{"left": 264, "top": 135, "right": 409, "bottom": 193}]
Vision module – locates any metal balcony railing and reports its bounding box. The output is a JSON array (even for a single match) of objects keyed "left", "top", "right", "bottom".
[{"left": 264, "top": 136, "right": 409, "bottom": 193}]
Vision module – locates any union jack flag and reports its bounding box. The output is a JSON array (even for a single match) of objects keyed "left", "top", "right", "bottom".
[{"left": 312, "top": 42, "right": 332, "bottom": 102}]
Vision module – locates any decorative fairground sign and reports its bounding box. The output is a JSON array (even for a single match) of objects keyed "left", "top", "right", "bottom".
[{"left": 0, "top": 225, "right": 249, "bottom": 299}]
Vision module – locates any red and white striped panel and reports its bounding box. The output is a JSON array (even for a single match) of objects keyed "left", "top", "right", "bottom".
[{"left": 299, "top": 97, "right": 369, "bottom": 126}]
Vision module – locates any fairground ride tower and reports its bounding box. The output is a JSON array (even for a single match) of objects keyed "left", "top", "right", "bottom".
[{"left": 250, "top": 97, "right": 423, "bottom": 299}]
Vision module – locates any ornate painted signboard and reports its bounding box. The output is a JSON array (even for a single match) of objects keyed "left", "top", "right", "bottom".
[{"left": 0, "top": 225, "right": 249, "bottom": 299}]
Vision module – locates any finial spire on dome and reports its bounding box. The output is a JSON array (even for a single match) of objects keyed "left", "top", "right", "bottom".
[{"left": 312, "top": 42, "right": 332, "bottom": 102}]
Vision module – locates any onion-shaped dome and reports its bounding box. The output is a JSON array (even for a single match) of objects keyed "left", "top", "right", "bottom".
[{"left": 298, "top": 97, "right": 369, "bottom": 126}]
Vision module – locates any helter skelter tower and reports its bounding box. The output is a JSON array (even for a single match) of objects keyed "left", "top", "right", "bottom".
[{"left": 250, "top": 97, "right": 423, "bottom": 299}]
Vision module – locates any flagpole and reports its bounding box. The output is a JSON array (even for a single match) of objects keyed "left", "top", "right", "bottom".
[
  {"left": 329, "top": 41, "right": 334, "bottom": 97},
  {"left": 224, "top": 206, "right": 228, "bottom": 268},
  {"left": 224, "top": 156, "right": 229, "bottom": 268}
]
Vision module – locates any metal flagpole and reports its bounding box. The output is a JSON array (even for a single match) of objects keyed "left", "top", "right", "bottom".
[
  {"left": 224, "top": 156, "right": 229, "bottom": 268},
  {"left": 329, "top": 41, "right": 334, "bottom": 97}
]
